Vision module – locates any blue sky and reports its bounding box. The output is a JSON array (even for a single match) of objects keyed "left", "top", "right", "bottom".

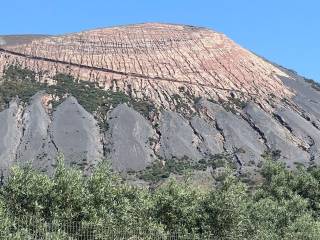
[{"left": 1, "top": 0, "right": 319, "bottom": 80}]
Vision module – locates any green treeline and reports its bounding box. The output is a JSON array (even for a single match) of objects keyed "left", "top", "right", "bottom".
[{"left": 1, "top": 155, "right": 320, "bottom": 239}]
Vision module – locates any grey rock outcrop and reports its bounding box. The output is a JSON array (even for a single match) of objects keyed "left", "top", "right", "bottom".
[
  {"left": 106, "top": 104, "right": 156, "bottom": 171},
  {"left": 190, "top": 116, "right": 224, "bottom": 156},
  {"left": 280, "top": 74, "right": 320, "bottom": 128},
  {"left": 245, "top": 103, "right": 310, "bottom": 167},
  {"left": 16, "top": 93, "right": 55, "bottom": 171},
  {"left": 159, "top": 111, "right": 202, "bottom": 160},
  {"left": 216, "top": 110, "right": 266, "bottom": 168},
  {"left": 50, "top": 96, "right": 103, "bottom": 172},
  {"left": 275, "top": 105, "right": 320, "bottom": 165},
  {"left": 201, "top": 100, "right": 266, "bottom": 168},
  {"left": 0, "top": 100, "right": 22, "bottom": 175}
]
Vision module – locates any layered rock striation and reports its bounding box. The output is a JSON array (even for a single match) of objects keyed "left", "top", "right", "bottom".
[{"left": 0, "top": 23, "right": 291, "bottom": 109}]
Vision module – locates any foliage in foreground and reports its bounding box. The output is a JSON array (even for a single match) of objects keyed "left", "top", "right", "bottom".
[{"left": 1, "top": 157, "right": 320, "bottom": 239}]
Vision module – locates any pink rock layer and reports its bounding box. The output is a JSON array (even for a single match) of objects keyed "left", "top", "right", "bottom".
[{"left": 0, "top": 23, "right": 292, "bottom": 109}]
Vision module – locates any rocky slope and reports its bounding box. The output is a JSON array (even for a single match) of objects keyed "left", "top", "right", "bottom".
[{"left": 0, "top": 23, "right": 319, "bottom": 183}]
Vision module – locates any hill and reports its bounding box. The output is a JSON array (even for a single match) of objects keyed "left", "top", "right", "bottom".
[{"left": 0, "top": 23, "right": 319, "bottom": 185}]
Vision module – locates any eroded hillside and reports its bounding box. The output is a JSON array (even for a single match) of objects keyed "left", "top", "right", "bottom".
[
  {"left": 0, "top": 23, "right": 292, "bottom": 109},
  {"left": 0, "top": 23, "right": 320, "bottom": 185}
]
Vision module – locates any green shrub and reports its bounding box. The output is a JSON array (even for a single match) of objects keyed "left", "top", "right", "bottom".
[{"left": 2, "top": 159, "right": 320, "bottom": 239}]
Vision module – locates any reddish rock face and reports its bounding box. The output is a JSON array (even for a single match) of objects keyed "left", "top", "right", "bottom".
[{"left": 0, "top": 23, "right": 292, "bottom": 108}]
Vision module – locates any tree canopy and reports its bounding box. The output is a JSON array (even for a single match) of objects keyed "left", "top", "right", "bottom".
[{"left": 1, "top": 156, "right": 320, "bottom": 239}]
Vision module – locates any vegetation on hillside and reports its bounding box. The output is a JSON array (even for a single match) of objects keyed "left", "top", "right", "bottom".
[
  {"left": 0, "top": 64, "right": 155, "bottom": 124},
  {"left": 136, "top": 153, "right": 235, "bottom": 183},
  {"left": 1, "top": 155, "right": 320, "bottom": 239},
  {"left": 0, "top": 65, "right": 44, "bottom": 110}
]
